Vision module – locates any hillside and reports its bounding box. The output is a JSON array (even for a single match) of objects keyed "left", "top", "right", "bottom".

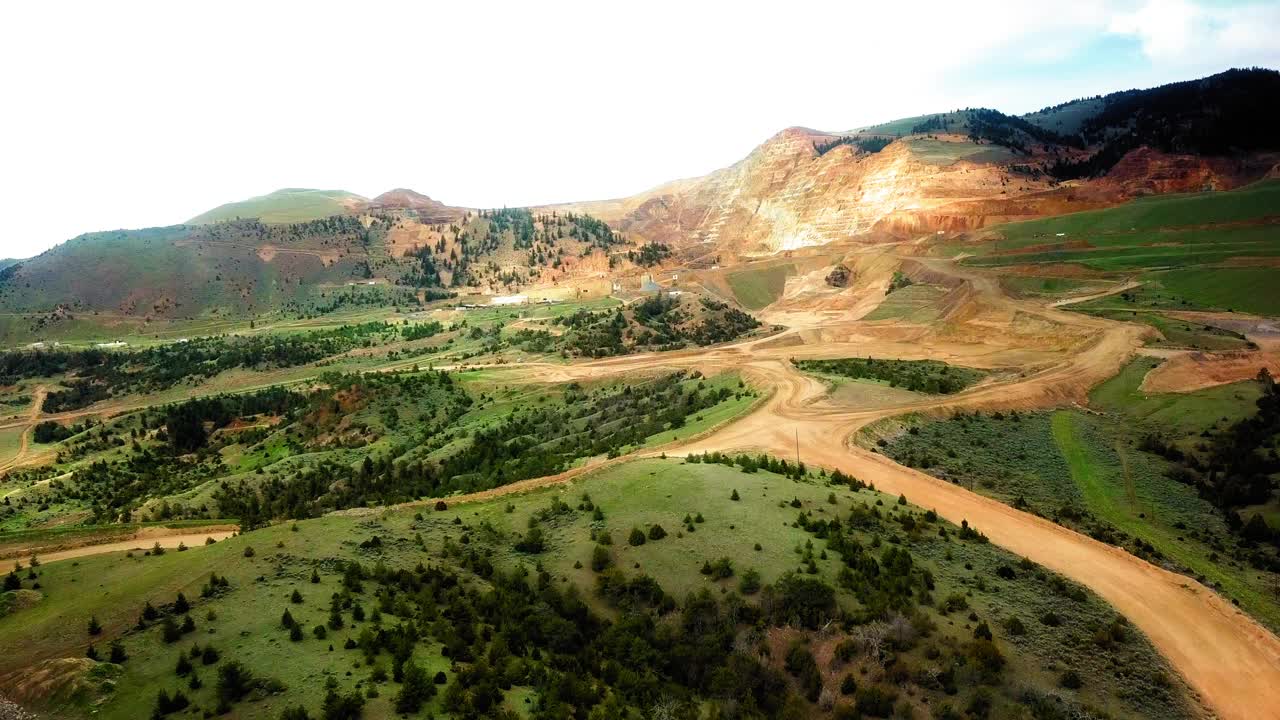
[
  {"left": 2, "top": 69, "right": 1277, "bottom": 336},
  {"left": 187, "top": 188, "right": 370, "bottom": 225},
  {"left": 551, "top": 68, "right": 1280, "bottom": 258},
  {"left": 0, "top": 207, "right": 638, "bottom": 332}
]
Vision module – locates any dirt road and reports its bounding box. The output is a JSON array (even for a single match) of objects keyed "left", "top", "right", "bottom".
[
  {"left": 0, "top": 386, "right": 48, "bottom": 473},
  {"left": 4, "top": 242, "right": 1278, "bottom": 717},
  {"left": 2, "top": 526, "right": 237, "bottom": 565},
  {"left": 433, "top": 257, "right": 1280, "bottom": 720}
]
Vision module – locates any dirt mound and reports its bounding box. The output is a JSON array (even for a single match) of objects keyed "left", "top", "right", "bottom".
[
  {"left": 0, "top": 658, "right": 118, "bottom": 706},
  {"left": 0, "top": 589, "right": 43, "bottom": 618},
  {"left": 1142, "top": 349, "right": 1280, "bottom": 393}
]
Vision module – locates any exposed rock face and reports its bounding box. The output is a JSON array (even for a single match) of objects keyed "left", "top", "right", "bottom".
[
  {"left": 554, "top": 129, "right": 1080, "bottom": 258},
  {"left": 550, "top": 130, "right": 1277, "bottom": 259},
  {"left": 1092, "top": 147, "right": 1279, "bottom": 198}
]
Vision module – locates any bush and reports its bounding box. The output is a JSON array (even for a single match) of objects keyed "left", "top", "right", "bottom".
[
  {"left": 739, "top": 568, "right": 762, "bottom": 595},
  {"left": 216, "top": 661, "right": 254, "bottom": 703},
  {"left": 1060, "top": 669, "right": 1083, "bottom": 689},
  {"left": 628, "top": 527, "right": 646, "bottom": 546},
  {"left": 243, "top": 546, "right": 255, "bottom": 558},
  {"left": 854, "top": 686, "right": 897, "bottom": 717},
  {"left": 1004, "top": 616, "right": 1027, "bottom": 636},
  {"left": 591, "top": 546, "right": 612, "bottom": 572},
  {"left": 514, "top": 527, "right": 546, "bottom": 553},
  {"left": 647, "top": 524, "right": 667, "bottom": 541},
  {"left": 709, "top": 557, "right": 734, "bottom": 579}
]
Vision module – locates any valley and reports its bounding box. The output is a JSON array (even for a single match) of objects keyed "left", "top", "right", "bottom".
[{"left": 3, "top": 68, "right": 1280, "bottom": 720}]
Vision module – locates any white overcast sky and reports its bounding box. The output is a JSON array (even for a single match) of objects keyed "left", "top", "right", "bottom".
[{"left": 2, "top": 0, "right": 1277, "bottom": 258}]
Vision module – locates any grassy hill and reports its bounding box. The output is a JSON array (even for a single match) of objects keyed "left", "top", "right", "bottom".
[
  {"left": 187, "top": 189, "right": 368, "bottom": 224},
  {"left": 0, "top": 207, "right": 633, "bottom": 344},
  {"left": 951, "top": 180, "right": 1280, "bottom": 317},
  {"left": 0, "top": 455, "right": 1194, "bottom": 720}
]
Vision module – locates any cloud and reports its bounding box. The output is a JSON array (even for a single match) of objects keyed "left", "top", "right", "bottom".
[{"left": 1109, "top": 0, "right": 1280, "bottom": 67}]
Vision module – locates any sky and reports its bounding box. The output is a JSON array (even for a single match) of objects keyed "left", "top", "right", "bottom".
[{"left": 2, "top": 0, "right": 1278, "bottom": 259}]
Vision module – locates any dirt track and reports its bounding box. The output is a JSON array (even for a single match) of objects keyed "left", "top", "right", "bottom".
[
  {"left": 4, "top": 245, "right": 1278, "bottom": 717},
  {"left": 1, "top": 526, "right": 238, "bottom": 564},
  {"left": 0, "top": 386, "right": 48, "bottom": 472},
  {"left": 434, "top": 255, "right": 1280, "bottom": 720}
]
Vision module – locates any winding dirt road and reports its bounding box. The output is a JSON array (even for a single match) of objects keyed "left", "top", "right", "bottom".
[
  {"left": 438, "top": 262, "right": 1280, "bottom": 719},
  {"left": 5, "top": 247, "right": 1279, "bottom": 717},
  {"left": 0, "top": 386, "right": 48, "bottom": 473}
]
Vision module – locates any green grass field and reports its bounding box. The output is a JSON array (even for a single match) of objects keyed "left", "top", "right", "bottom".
[
  {"left": 880, "top": 375, "right": 1280, "bottom": 632},
  {"left": 999, "top": 276, "right": 1117, "bottom": 298},
  {"left": 725, "top": 263, "right": 794, "bottom": 310},
  {"left": 1155, "top": 266, "right": 1280, "bottom": 316},
  {"left": 1048, "top": 411, "right": 1280, "bottom": 629},
  {"left": 948, "top": 180, "right": 1280, "bottom": 317},
  {"left": 984, "top": 180, "right": 1280, "bottom": 248},
  {"left": 187, "top": 189, "right": 367, "bottom": 224},
  {"left": 1076, "top": 308, "right": 1252, "bottom": 351},
  {"left": 0, "top": 457, "right": 1193, "bottom": 720},
  {"left": 863, "top": 284, "right": 947, "bottom": 322},
  {"left": 1088, "top": 358, "right": 1261, "bottom": 435},
  {"left": 904, "top": 137, "right": 1014, "bottom": 166}
]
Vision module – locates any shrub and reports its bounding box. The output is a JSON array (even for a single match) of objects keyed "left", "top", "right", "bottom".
[
  {"left": 628, "top": 527, "right": 646, "bottom": 546},
  {"left": 854, "top": 686, "right": 897, "bottom": 717},
  {"left": 647, "top": 524, "right": 667, "bottom": 541},
  {"left": 591, "top": 546, "right": 612, "bottom": 572},
  {"left": 1060, "top": 669, "right": 1083, "bottom": 689}
]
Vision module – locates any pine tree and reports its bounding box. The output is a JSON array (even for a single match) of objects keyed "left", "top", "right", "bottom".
[
  {"left": 161, "top": 617, "right": 182, "bottom": 643},
  {"left": 88, "top": 616, "right": 102, "bottom": 636}
]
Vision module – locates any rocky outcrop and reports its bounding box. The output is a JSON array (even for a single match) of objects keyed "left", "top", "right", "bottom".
[
  {"left": 553, "top": 130, "right": 1090, "bottom": 258},
  {"left": 551, "top": 129, "right": 1277, "bottom": 259}
]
